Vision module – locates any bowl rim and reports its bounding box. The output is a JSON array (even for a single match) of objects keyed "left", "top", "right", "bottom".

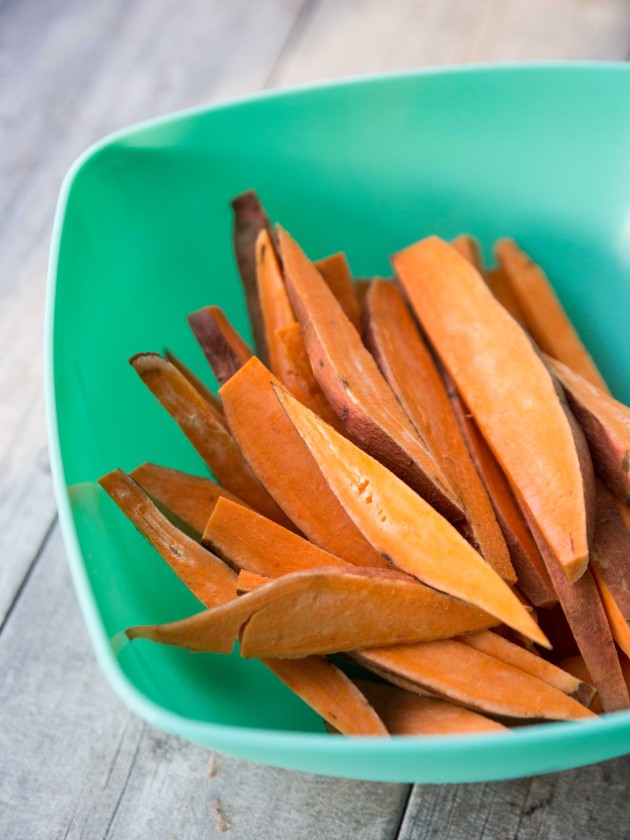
[{"left": 45, "top": 61, "right": 630, "bottom": 782}]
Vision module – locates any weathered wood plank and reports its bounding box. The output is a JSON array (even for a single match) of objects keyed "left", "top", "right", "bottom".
[
  {"left": 0, "top": 0, "right": 305, "bottom": 625},
  {"left": 269, "top": 0, "right": 630, "bottom": 86},
  {"left": 0, "top": 525, "right": 409, "bottom": 840},
  {"left": 397, "top": 759, "right": 630, "bottom": 840}
]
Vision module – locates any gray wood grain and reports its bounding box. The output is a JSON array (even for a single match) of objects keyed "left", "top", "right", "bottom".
[
  {"left": 398, "top": 758, "right": 630, "bottom": 839},
  {"left": 269, "top": 0, "right": 630, "bottom": 86},
  {"left": 0, "top": 0, "right": 305, "bottom": 626},
  {"left": 0, "top": 525, "right": 409, "bottom": 840}
]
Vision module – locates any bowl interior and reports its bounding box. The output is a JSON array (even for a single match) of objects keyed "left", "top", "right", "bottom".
[{"left": 49, "top": 64, "right": 630, "bottom": 782}]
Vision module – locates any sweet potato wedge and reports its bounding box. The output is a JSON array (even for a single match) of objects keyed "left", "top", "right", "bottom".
[
  {"left": 129, "top": 353, "right": 291, "bottom": 527},
  {"left": 591, "top": 482, "right": 630, "bottom": 620},
  {"left": 447, "top": 397, "right": 556, "bottom": 608},
  {"left": 99, "top": 469, "right": 238, "bottom": 606},
  {"left": 187, "top": 306, "right": 253, "bottom": 386},
  {"left": 164, "top": 349, "right": 224, "bottom": 417},
  {"left": 393, "top": 236, "right": 595, "bottom": 583},
  {"left": 527, "top": 516, "right": 629, "bottom": 713},
  {"left": 451, "top": 235, "right": 484, "bottom": 275},
  {"left": 550, "top": 357, "right": 630, "bottom": 503},
  {"left": 486, "top": 266, "right": 527, "bottom": 326},
  {"left": 103, "top": 468, "right": 385, "bottom": 735},
  {"left": 314, "top": 251, "right": 361, "bottom": 330},
  {"left": 353, "top": 641, "right": 596, "bottom": 720},
  {"left": 126, "top": 566, "right": 497, "bottom": 658},
  {"left": 236, "top": 569, "right": 271, "bottom": 594},
  {"left": 363, "top": 279, "right": 515, "bottom": 582},
  {"left": 256, "top": 229, "right": 296, "bottom": 375},
  {"left": 203, "top": 497, "right": 349, "bottom": 575},
  {"left": 495, "top": 239, "right": 608, "bottom": 391},
  {"left": 231, "top": 189, "right": 277, "bottom": 364},
  {"left": 274, "top": 324, "right": 345, "bottom": 432},
  {"left": 278, "top": 227, "right": 464, "bottom": 523},
  {"left": 354, "top": 679, "right": 507, "bottom": 735},
  {"left": 264, "top": 657, "right": 388, "bottom": 736},
  {"left": 130, "top": 463, "right": 248, "bottom": 540},
  {"left": 219, "top": 357, "right": 385, "bottom": 568},
  {"left": 274, "top": 383, "right": 547, "bottom": 646},
  {"left": 460, "top": 630, "right": 595, "bottom": 706}
]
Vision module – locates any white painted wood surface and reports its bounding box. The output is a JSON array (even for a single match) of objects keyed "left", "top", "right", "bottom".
[{"left": 1, "top": 1, "right": 630, "bottom": 837}]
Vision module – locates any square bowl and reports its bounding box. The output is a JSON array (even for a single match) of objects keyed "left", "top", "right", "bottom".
[{"left": 46, "top": 63, "right": 630, "bottom": 783}]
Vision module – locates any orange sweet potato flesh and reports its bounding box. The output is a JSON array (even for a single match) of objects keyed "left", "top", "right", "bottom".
[
  {"left": 526, "top": 513, "right": 630, "bottom": 713},
  {"left": 592, "top": 564, "right": 630, "bottom": 660},
  {"left": 256, "top": 229, "right": 297, "bottom": 376},
  {"left": 486, "top": 266, "right": 527, "bottom": 326},
  {"left": 130, "top": 353, "right": 290, "bottom": 527},
  {"left": 363, "top": 280, "right": 515, "bottom": 583},
  {"left": 278, "top": 227, "right": 464, "bottom": 524},
  {"left": 187, "top": 306, "right": 253, "bottom": 386},
  {"left": 354, "top": 679, "right": 507, "bottom": 735},
  {"left": 164, "top": 349, "right": 224, "bottom": 417},
  {"left": 448, "top": 391, "right": 556, "bottom": 607},
  {"left": 314, "top": 252, "right": 361, "bottom": 330},
  {"left": 231, "top": 190, "right": 277, "bottom": 364},
  {"left": 99, "top": 469, "right": 238, "bottom": 606},
  {"left": 203, "top": 497, "right": 352, "bottom": 575},
  {"left": 495, "top": 240, "right": 608, "bottom": 391},
  {"left": 274, "top": 384, "right": 547, "bottom": 646},
  {"left": 591, "top": 482, "right": 630, "bottom": 621},
  {"left": 460, "top": 630, "right": 595, "bottom": 706},
  {"left": 127, "top": 566, "right": 498, "bottom": 658},
  {"left": 103, "top": 468, "right": 386, "bottom": 735},
  {"left": 130, "top": 463, "right": 248, "bottom": 541},
  {"left": 219, "top": 357, "right": 385, "bottom": 568},
  {"left": 274, "top": 324, "right": 346, "bottom": 432},
  {"left": 451, "top": 235, "right": 484, "bottom": 275},
  {"left": 236, "top": 569, "right": 271, "bottom": 593},
  {"left": 558, "top": 654, "right": 630, "bottom": 716},
  {"left": 353, "top": 641, "right": 595, "bottom": 721},
  {"left": 393, "top": 236, "right": 594, "bottom": 584},
  {"left": 550, "top": 357, "right": 630, "bottom": 503}
]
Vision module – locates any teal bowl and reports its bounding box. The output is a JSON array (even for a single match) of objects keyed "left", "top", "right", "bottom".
[{"left": 46, "top": 63, "right": 630, "bottom": 783}]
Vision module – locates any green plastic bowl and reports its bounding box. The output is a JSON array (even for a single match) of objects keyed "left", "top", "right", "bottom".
[{"left": 46, "top": 63, "right": 630, "bottom": 783}]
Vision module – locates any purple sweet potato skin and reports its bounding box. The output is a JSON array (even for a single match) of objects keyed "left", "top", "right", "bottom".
[
  {"left": 188, "top": 307, "right": 252, "bottom": 386},
  {"left": 591, "top": 481, "right": 630, "bottom": 620},
  {"left": 231, "top": 190, "right": 277, "bottom": 364}
]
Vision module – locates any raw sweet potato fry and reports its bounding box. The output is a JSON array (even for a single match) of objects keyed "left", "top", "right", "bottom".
[
  {"left": 393, "top": 236, "right": 595, "bottom": 583},
  {"left": 129, "top": 353, "right": 291, "bottom": 527},
  {"left": 219, "top": 356, "right": 386, "bottom": 568},
  {"left": 130, "top": 463, "right": 248, "bottom": 540},
  {"left": 273, "top": 383, "right": 547, "bottom": 646},
  {"left": 274, "top": 324, "right": 346, "bottom": 431},
  {"left": 549, "top": 357, "right": 630, "bottom": 503},
  {"left": 486, "top": 266, "right": 527, "bottom": 326},
  {"left": 363, "top": 279, "right": 515, "bottom": 582},
  {"left": 203, "top": 497, "right": 350, "bottom": 575},
  {"left": 99, "top": 469, "right": 238, "bottom": 606},
  {"left": 278, "top": 227, "right": 464, "bottom": 524},
  {"left": 231, "top": 189, "right": 277, "bottom": 364},
  {"left": 451, "top": 235, "right": 484, "bottom": 275},
  {"left": 314, "top": 252, "right": 361, "bottom": 330},
  {"left": 236, "top": 569, "right": 271, "bottom": 594},
  {"left": 592, "top": 564, "right": 630, "bottom": 660},
  {"left": 102, "top": 469, "right": 386, "bottom": 735},
  {"left": 495, "top": 239, "right": 608, "bottom": 391},
  {"left": 127, "top": 565, "right": 498, "bottom": 658},
  {"left": 354, "top": 679, "right": 507, "bottom": 735},
  {"left": 353, "top": 279, "right": 372, "bottom": 309},
  {"left": 188, "top": 306, "right": 253, "bottom": 386},
  {"left": 447, "top": 395, "right": 556, "bottom": 608},
  {"left": 256, "top": 229, "right": 296, "bottom": 375},
  {"left": 164, "top": 349, "right": 224, "bottom": 417},
  {"left": 590, "top": 482, "right": 630, "bottom": 621},
  {"left": 459, "top": 630, "right": 595, "bottom": 706},
  {"left": 353, "top": 641, "right": 595, "bottom": 721},
  {"left": 527, "top": 517, "right": 629, "bottom": 713}
]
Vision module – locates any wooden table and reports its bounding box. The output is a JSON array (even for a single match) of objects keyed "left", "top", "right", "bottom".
[{"left": 2, "top": 2, "right": 630, "bottom": 837}]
